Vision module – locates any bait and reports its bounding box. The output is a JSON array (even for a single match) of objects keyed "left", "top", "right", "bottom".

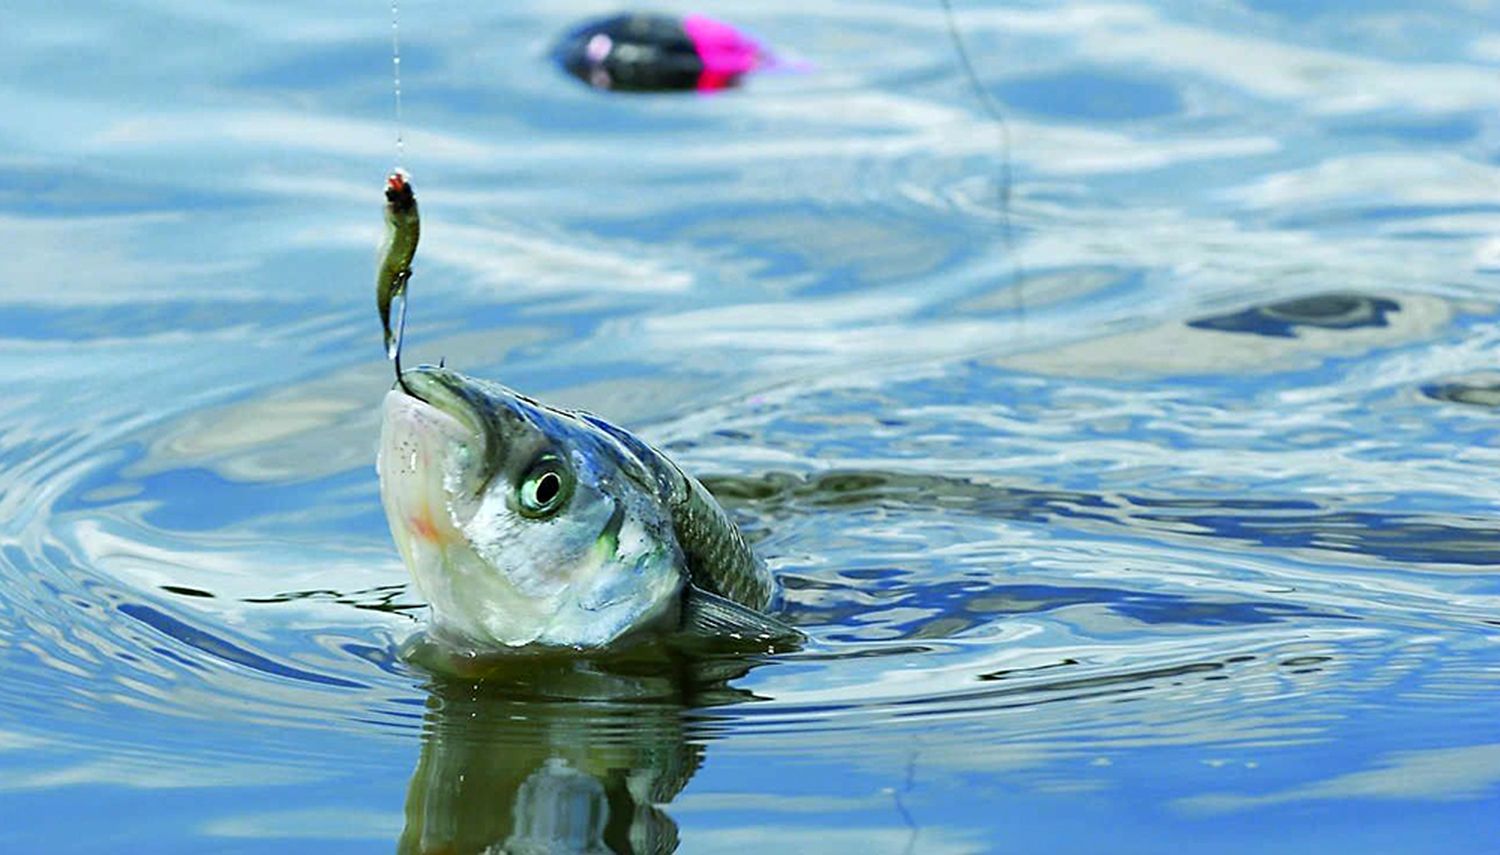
[{"left": 376, "top": 170, "right": 420, "bottom": 384}]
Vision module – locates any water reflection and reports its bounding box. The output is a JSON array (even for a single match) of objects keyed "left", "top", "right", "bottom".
[
  {"left": 705, "top": 469, "right": 1500, "bottom": 569},
  {"left": 397, "top": 646, "right": 763, "bottom": 855},
  {"left": 1423, "top": 373, "right": 1500, "bottom": 409},
  {"left": 1187, "top": 292, "right": 1401, "bottom": 338}
]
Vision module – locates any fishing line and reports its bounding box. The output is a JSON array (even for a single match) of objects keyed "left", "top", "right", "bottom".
[
  {"left": 936, "top": 0, "right": 1024, "bottom": 319},
  {"left": 391, "top": 0, "right": 405, "bottom": 168}
]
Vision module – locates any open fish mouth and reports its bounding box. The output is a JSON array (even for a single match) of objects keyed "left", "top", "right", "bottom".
[
  {"left": 393, "top": 366, "right": 506, "bottom": 493},
  {"left": 377, "top": 366, "right": 511, "bottom": 555},
  {"left": 378, "top": 388, "right": 471, "bottom": 549},
  {"left": 399, "top": 367, "right": 490, "bottom": 450}
]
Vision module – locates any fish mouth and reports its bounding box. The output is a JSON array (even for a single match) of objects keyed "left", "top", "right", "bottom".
[
  {"left": 397, "top": 365, "right": 504, "bottom": 492},
  {"left": 378, "top": 366, "right": 501, "bottom": 563},
  {"left": 400, "top": 366, "right": 486, "bottom": 434}
]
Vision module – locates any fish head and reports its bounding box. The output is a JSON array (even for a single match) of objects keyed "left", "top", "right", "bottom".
[{"left": 377, "top": 365, "right": 684, "bottom": 649}]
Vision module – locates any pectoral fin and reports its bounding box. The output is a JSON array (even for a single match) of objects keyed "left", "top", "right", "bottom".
[{"left": 677, "top": 585, "right": 805, "bottom": 650}]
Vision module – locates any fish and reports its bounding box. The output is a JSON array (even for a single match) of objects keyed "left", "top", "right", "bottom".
[
  {"left": 377, "top": 364, "right": 800, "bottom": 651},
  {"left": 376, "top": 169, "right": 420, "bottom": 376}
]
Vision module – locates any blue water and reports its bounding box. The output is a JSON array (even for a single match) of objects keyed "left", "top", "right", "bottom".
[{"left": 3, "top": 1, "right": 1499, "bottom": 852}]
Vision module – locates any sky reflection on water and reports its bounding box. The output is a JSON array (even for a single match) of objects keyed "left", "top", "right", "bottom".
[{"left": 2, "top": 0, "right": 1499, "bottom": 852}]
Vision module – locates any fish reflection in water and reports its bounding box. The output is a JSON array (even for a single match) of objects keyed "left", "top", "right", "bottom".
[{"left": 397, "top": 643, "right": 762, "bottom": 855}]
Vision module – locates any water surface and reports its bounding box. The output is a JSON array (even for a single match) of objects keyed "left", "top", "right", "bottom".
[{"left": 2, "top": 1, "right": 1499, "bottom": 852}]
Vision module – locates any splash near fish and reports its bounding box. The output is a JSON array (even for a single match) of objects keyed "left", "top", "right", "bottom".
[
  {"left": 376, "top": 169, "right": 419, "bottom": 381},
  {"left": 552, "top": 12, "right": 777, "bottom": 92}
]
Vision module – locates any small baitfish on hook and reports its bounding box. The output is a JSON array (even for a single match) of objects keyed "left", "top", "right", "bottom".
[
  {"left": 552, "top": 12, "right": 781, "bottom": 92},
  {"left": 377, "top": 169, "right": 420, "bottom": 387}
]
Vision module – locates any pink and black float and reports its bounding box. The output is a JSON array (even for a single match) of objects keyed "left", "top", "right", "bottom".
[{"left": 553, "top": 12, "right": 769, "bottom": 92}]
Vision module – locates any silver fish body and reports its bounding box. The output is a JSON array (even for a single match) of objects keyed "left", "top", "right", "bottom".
[{"left": 377, "top": 365, "right": 781, "bottom": 650}]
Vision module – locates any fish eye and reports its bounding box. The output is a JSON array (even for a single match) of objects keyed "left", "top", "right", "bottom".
[{"left": 517, "top": 455, "right": 573, "bottom": 518}]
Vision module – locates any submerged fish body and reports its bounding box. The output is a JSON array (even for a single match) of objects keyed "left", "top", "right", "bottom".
[{"left": 377, "top": 365, "right": 783, "bottom": 650}]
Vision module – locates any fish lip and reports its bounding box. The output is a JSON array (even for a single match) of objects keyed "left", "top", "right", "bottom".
[
  {"left": 399, "top": 365, "right": 481, "bottom": 426},
  {"left": 397, "top": 365, "right": 503, "bottom": 492}
]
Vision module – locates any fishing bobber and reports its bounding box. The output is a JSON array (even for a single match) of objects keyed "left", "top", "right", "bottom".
[{"left": 552, "top": 12, "right": 770, "bottom": 92}]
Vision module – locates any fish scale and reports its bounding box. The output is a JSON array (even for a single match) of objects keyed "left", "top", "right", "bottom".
[
  {"left": 576, "top": 408, "right": 774, "bottom": 612},
  {"left": 669, "top": 469, "right": 773, "bottom": 611}
]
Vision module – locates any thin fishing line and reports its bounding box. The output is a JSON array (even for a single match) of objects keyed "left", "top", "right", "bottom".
[
  {"left": 937, "top": 0, "right": 1024, "bottom": 316},
  {"left": 391, "top": 0, "right": 405, "bottom": 167}
]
